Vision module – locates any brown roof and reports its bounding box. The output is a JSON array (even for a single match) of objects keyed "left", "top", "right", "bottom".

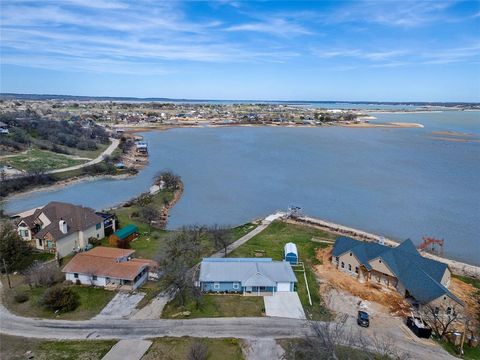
[
  {"left": 62, "top": 253, "right": 146, "bottom": 280},
  {"left": 61, "top": 247, "right": 158, "bottom": 281},
  {"left": 86, "top": 246, "right": 135, "bottom": 259},
  {"left": 26, "top": 202, "right": 103, "bottom": 241}
]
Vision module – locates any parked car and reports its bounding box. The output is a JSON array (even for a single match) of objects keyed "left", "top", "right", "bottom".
[
  {"left": 357, "top": 310, "right": 370, "bottom": 327},
  {"left": 406, "top": 316, "right": 432, "bottom": 338}
]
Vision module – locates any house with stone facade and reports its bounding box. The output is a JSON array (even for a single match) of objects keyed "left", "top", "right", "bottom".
[
  {"left": 332, "top": 237, "right": 463, "bottom": 311},
  {"left": 17, "top": 201, "right": 105, "bottom": 258}
]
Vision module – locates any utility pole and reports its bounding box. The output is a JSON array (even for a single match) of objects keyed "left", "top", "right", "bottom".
[{"left": 2, "top": 258, "right": 11, "bottom": 289}]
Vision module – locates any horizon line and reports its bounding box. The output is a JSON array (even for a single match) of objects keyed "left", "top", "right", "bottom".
[{"left": 1, "top": 92, "right": 479, "bottom": 105}]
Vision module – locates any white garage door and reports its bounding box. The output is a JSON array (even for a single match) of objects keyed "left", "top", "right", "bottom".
[{"left": 277, "top": 282, "right": 291, "bottom": 292}]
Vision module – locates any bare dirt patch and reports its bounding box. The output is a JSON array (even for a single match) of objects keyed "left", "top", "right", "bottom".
[{"left": 450, "top": 278, "right": 480, "bottom": 329}]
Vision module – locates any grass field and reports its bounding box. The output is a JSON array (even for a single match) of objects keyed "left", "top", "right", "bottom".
[
  {"left": 228, "top": 221, "right": 335, "bottom": 320},
  {"left": 3, "top": 276, "right": 115, "bottom": 320},
  {"left": 162, "top": 294, "right": 264, "bottom": 319},
  {"left": 453, "top": 274, "right": 480, "bottom": 289},
  {"left": 278, "top": 339, "right": 389, "bottom": 360},
  {"left": 0, "top": 334, "right": 116, "bottom": 360},
  {"left": 143, "top": 337, "right": 244, "bottom": 360},
  {"left": 0, "top": 149, "right": 87, "bottom": 172}
]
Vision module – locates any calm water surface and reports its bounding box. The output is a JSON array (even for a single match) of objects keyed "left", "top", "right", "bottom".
[{"left": 3, "top": 111, "right": 479, "bottom": 265}]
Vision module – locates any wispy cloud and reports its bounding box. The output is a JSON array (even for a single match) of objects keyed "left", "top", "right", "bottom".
[
  {"left": 0, "top": 1, "right": 301, "bottom": 74},
  {"left": 328, "top": 0, "right": 459, "bottom": 28},
  {"left": 225, "top": 18, "right": 312, "bottom": 37}
]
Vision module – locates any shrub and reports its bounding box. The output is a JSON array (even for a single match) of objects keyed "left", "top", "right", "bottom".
[
  {"left": 14, "top": 292, "right": 29, "bottom": 303},
  {"left": 42, "top": 285, "right": 79, "bottom": 312},
  {"left": 24, "top": 262, "right": 64, "bottom": 288},
  {"left": 186, "top": 341, "right": 208, "bottom": 360}
]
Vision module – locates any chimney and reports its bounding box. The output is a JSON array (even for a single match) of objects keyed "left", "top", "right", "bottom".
[
  {"left": 379, "top": 236, "right": 385, "bottom": 245},
  {"left": 59, "top": 219, "right": 68, "bottom": 234}
]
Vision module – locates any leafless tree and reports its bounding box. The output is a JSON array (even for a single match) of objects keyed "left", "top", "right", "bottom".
[
  {"left": 209, "top": 225, "right": 234, "bottom": 257},
  {"left": 186, "top": 340, "right": 208, "bottom": 360},
  {"left": 158, "top": 171, "right": 181, "bottom": 191},
  {"left": 283, "top": 316, "right": 411, "bottom": 360},
  {"left": 24, "top": 261, "right": 63, "bottom": 288},
  {"left": 420, "top": 304, "right": 465, "bottom": 339},
  {"left": 140, "top": 205, "right": 159, "bottom": 233}
]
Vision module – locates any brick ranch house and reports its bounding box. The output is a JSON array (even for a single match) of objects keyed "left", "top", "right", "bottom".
[
  {"left": 332, "top": 237, "right": 464, "bottom": 312},
  {"left": 16, "top": 201, "right": 105, "bottom": 258},
  {"left": 62, "top": 246, "right": 158, "bottom": 290}
]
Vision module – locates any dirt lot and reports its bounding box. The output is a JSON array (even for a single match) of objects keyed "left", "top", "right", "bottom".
[{"left": 449, "top": 278, "right": 480, "bottom": 330}]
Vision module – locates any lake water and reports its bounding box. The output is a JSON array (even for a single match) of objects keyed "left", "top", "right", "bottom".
[{"left": 2, "top": 111, "right": 479, "bottom": 265}]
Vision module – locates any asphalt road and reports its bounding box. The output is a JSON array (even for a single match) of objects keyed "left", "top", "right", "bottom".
[
  {"left": 47, "top": 138, "right": 120, "bottom": 174},
  {"left": 0, "top": 301, "right": 455, "bottom": 360}
]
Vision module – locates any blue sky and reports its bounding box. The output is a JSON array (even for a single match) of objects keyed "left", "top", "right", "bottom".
[{"left": 1, "top": 0, "right": 479, "bottom": 101}]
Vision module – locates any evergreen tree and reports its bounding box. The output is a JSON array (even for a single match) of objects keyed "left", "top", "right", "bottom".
[{"left": 0, "top": 222, "right": 32, "bottom": 271}]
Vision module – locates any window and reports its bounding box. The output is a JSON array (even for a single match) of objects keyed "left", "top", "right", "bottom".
[
  {"left": 355, "top": 266, "right": 359, "bottom": 274},
  {"left": 38, "top": 239, "right": 43, "bottom": 247},
  {"left": 446, "top": 307, "right": 452, "bottom": 315},
  {"left": 348, "top": 264, "right": 352, "bottom": 271},
  {"left": 379, "top": 259, "right": 382, "bottom": 263},
  {"left": 341, "top": 262, "right": 345, "bottom": 268},
  {"left": 335, "top": 256, "right": 339, "bottom": 263},
  {"left": 434, "top": 307, "right": 439, "bottom": 315},
  {"left": 349, "top": 252, "right": 352, "bottom": 256},
  {"left": 213, "top": 282, "right": 220, "bottom": 290},
  {"left": 92, "top": 275, "right": 98, "bottom": 281},
  {"left": 74, "top": 273, "right": 79, "bottom": 279},
  {"left": 233, "top": 283, "right": 239, "bottom": 290},
  {"left": 96, "top": 223, "right": 101, "bottom": 230}
]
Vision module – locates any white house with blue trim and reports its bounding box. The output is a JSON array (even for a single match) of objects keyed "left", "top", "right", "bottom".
[{"left": 198, "top": 258, "right": 297, "bottom": 295}]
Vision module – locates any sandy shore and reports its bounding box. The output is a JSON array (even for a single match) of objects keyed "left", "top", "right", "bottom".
[{"left": 340, "top": 122, "right": 424, "bottom": 128}]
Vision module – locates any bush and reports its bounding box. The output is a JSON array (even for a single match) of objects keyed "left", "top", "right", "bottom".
[
  {"left": 42, "top": 285, "right": 79, "bottom": 312},
  {"left": 186, "top": 341, "right": 208, "bottom": 360},
  {"left": 14, "top": 292, "right": 29, "bottom": 303},
  {"left": 24, "top": 262, "right": 64, "bottom": 288}
]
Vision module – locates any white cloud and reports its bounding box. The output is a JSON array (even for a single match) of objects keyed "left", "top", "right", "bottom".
[{"left": 225, "top": 18, "right": 312, "bottom": 37}]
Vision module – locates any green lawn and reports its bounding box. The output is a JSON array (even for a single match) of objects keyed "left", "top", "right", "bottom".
[
  {"left": 232, "top": 222, "right": 259, "bottom": 239},
  {"left": 143, "top": 337, "right": 244, "bottom": 360},
  {"left": 437, "top": 338, "right": 480, "bottom": 360},
  {"left": 13, "top": 251, "right": 56, "bottom": 271},
  {"left": 0, "top": 149, "right": 87, "bottom": 172},
  {"left": 162, "top": 294, "right": 264, "bottom": 319},
  {"left": 228, "top": 220, "right": 335, "bottom": 320},
  {"left": 453, "top": 274, "right": 480, "bottom": 289},
  {"left": 0, "top": 334, "right": 115, "bottom": 360},
  {"left": 3, "top": 280, "right": 115, "bottom": 320},
  {"left": 69, "top": 141, "right": 110, "bottom": 159}
]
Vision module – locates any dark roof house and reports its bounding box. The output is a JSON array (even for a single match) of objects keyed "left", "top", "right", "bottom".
[{"left": 332, "top": 237, "right": 463, "bottom": 306}]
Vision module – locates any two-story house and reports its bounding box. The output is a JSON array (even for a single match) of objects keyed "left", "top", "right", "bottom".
[
  {"left": 332, "top": 237, "right": 464, "bottom": 311},
  {"left": 17, "top": 201, "right": 105, "bottom": 258}
]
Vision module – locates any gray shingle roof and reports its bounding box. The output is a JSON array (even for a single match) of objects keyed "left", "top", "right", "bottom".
[
  {"left": 332, "top": 237, "right": 463, "bottom": 305},
  {"left": 199, "top": 258, "right": 297, "bottom": 286},
  {"left": 26, "top": 201, "right": 103, "bottom": 241}
]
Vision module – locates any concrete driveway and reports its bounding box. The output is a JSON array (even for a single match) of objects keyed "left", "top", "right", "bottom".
[
  {"left": 94, "top": 292, "right": 145, "bottom": 320},
  {"left": 102, "top": 339, "right": 152, "bottom": 360},
  {"left": 264, "top": 292, "right": 306, "bottom": 319}
]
